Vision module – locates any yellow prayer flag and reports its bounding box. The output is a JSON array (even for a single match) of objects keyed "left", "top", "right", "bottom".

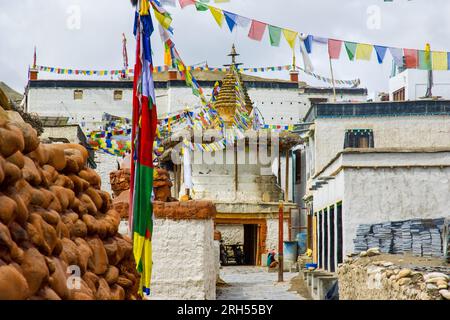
[
  {"left": 432, "top": 51, "right": 448, "bottom": 70},
  {"left": 139, "top": 0, "right": 150, "bottom": 16},
  {"left": 355, "top": 43, "right": 373, "bottom": 61},
  {"left": 154, "top": 10, "right": 172, "bottom": 30},
  {"left": 209, "top": 6, "right": 224, "bottom": 27},
  {"left": 214, "top": 0, "right": 230, "bottom": 3},
  {"left": 282, "top": 29, "right": 298, "bottom": 49}
]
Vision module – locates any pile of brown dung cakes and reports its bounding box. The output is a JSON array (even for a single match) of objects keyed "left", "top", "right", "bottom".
[{"left": 0, "top": 115, "right": 140, "bottom": 300}]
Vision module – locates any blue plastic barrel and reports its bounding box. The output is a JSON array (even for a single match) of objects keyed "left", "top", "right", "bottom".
[
  {"left": 283, "top": 241, "right": 298, "bottom": 264},
  {"left": 296, "top": 232, "right": 307, "bottom": 254}
]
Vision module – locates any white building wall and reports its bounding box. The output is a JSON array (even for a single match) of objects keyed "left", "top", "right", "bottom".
[
  {"left": 343, "top": 167, "right": 450, "bottom": 255},
  {"left": 312, "top": 151, "right": 450, "bottom": 257},
  {"left": 314, "top": 116, "right": 450, "bottom": 174},
  {"left": 151, "top": 218, "right": 216, "bottom": 300},
  {"left": 266, "top": 219, "right": 290, "bottom": 252},
  {"left": 389, "top": 69, "right": 450, "bottom": 100}
]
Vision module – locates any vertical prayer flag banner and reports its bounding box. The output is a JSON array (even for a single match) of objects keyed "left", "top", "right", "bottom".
[
  {"left": 268, "top": 25, "right": 282, "bottom": 47},
  {"left": 344, "top": 42, "right": 357, "bottom": 61},
  {"left": 131, "top": 0, "right": 158, "bottom": 297},
  {"left": 355, "top": 43, "right": 373, "bottom": 61},
  {"left": 404, "top": 49, "right": 418, "bottom": 69},
  {"left": 248, "top": 20, "right": 267, "bottom": 41},
  {"left": 282, "top": 29, "right": 298, "bottom": 49},
  {"left": 374, "top": 45, "right": 387, "bottom": 64},
  {"left": 432, "top": 51, "right": 448, "bottom": 70},
  {"left": 328, "top": 39, "right": 342, "bottom": 59}
]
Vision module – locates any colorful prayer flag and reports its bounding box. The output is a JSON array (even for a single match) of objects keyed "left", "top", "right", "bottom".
[
  {"left": 355, "top": 43, "right": 373, "bottom": 61},
  {"left": 328, "top": 39, "right": 342, "bottom": 59},
  {"left": 223, "top": 11, "right": 237, "bottom": 32},
  {"left": 432, "top": 51, "right": 448, "bottom": 70},
  {"left": 418, "top": 50, "right": 432, "bottom": 70},
  {"left": 248, "top": 20, "right": 267, "bottom": 41},
  {"left": 389, "top": 47, "right": 404, "bottom": 68},
  {"left": 404, "top": 49, "right": 418, "bottom": 69},
  {"left": 344, "top": 42, "right": 357, "bottom": 61},
  {"left": 178, "top": 0, "right": 195, "bottom": 8},
  {"left": 374, "top": 45, "right": 387, "bottom": 64},
  {"left": 268, "top": 25, "right": 282, "bottom": 47},
  {"left": 209, "top": 6, "right": 224, "bottom": 27},
  {"left": 282, "top": 29, "right": 298, "bottom": 49}
]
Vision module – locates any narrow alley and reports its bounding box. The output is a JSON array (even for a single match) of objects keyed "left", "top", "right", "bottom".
[{"left": 217, "top": 267, "right": 307, "bottom": 300}]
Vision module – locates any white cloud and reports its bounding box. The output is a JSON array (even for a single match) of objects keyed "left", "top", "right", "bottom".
[{"left": 0, "top": 0, "right": 448, "bottom": 96}]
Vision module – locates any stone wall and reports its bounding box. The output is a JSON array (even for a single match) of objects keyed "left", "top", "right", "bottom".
[
  {"left": 150, "top": 201, "right": 217, "bottom": 300},
  {"left": 216, "top": 224, "right": 244, "bottom": 245},
  {"left": 338, "top": 254, "right": 450, "bottom": 300}
]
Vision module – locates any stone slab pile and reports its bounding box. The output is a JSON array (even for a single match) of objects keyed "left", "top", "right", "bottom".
[
  {"left": 0, "top": 114, "right": 139, "bottom": 300},
  {"left": 354, "top": 218, "right": 445, "bottom": 257},
  {"left": 110, "top": 169, "right": 130, "bottom": 198}
]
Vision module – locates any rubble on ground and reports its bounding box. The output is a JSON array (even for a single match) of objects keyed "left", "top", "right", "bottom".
[
  {"left": 0, "top": 111, "right": 140, "bottom": 300},
  {"left": 338, "top": 251, "right": 450, "bottom": 300}
]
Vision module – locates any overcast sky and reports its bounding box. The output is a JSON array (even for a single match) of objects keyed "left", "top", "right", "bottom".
[{"left": 1, "top": 0, "right": 449, "bottom": 96}]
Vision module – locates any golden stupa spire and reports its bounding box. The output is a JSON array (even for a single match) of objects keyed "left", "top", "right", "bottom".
[{"left": 214, "top": 45, "right": 254, "bottom": 127}]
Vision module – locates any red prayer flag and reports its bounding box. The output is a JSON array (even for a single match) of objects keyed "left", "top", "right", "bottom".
[
  {"left": 178, "top": 0, "right": 195, "bottom": 8},
  {"left": 328, "top": 39, "right": 342, "bottom": 59},
  {"left": 404, "top": 49, "right": 418, "bottom": 69},
  {"left": 248, "top": 20, "right": 267, "bottom": 41}
]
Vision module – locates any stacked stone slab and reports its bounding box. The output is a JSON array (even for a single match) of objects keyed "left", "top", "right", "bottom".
[{"left": 0, "top": 113, "right": 139, "bottom": 300}]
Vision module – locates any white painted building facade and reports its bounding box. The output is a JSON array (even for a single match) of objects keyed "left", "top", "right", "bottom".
[
  {"left": 389, "top": 69, "right": 450, "bottom": 101},
  {"left": 302, "top": 100, "right": 450, "bottom": 272}
]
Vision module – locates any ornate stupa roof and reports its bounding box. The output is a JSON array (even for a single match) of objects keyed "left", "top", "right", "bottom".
[{"left": 214, "top": 45, "right": 254, "bottom": 127}]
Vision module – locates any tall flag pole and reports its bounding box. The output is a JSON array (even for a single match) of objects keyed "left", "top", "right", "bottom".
[
  {"left": 122, "top": 33, "right": 129, "bottom": 79},
  {"left": 130, "top": 0, "right": 158, "bottom": 297}
]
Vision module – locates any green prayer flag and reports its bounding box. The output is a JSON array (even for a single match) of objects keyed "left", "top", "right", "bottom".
[
  {"left": 268, "top": 25, "right": 282, "bottom": 47},
  {"left": 418, "top": 50, "right": 432, "bottom": 70},
  {"left": 195, "top": 2, "right": 209, "bottom": 11},
  {"left": 344, "top": 42, "right": 357, "bottom": 61}
]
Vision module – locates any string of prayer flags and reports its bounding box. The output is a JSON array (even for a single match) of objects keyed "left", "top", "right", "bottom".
[{"left": 178, "top": 0, "right": 450, "bottom": 73}]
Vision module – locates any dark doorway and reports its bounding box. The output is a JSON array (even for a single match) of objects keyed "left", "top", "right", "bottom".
[
  {"left": 318, "top": 212, "right": 322, "bottom": 269},
  {"left": 244, "top": 224, "right": 258, "bottom": 265},
  {"left": 337, "top": 203, "right": 343, "bottom": 265},
  {"left": 324, "top": 208, "right": 329, "bottom": 271},
  {"left": 329, "top": 205, "right": 336, "bottom": 272}
]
